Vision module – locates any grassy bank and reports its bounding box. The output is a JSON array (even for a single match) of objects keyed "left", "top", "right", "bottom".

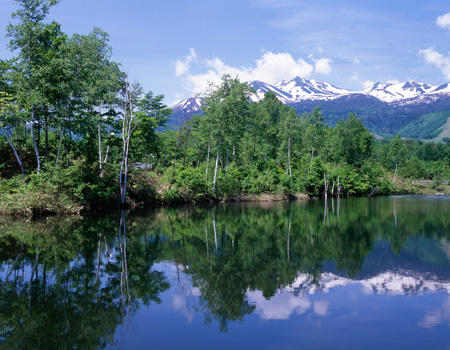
[{"left": 1, "top": 160, "right": 447, "bottom": 218}]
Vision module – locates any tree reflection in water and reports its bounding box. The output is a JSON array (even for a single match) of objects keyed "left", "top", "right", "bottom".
[
  {"left": 0, "top": 196, "right": 448, "bottom": 345},
  {"left": 0, "top": 212, "right": 169, "bottom": 349}
]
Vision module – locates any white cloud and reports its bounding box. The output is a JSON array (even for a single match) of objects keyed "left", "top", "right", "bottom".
[
  {"left": 363, "top": 80, "right": 375, "bottom": 89},
  {"left": 247, "top": 290, "right": 311, "bottom": 320},
  {"left": 176, "top": 50, "right": 317, "bottom": 95},
  {"left": 419, "top": 296, "right": 450, "bottom": 329},
  {"left": 352, "top": 58, "right": 360, "bottom": 64},
  {"left": 175, "top": 48, "right": 197, "bottom": 76},
  {"left": 313, "top": 300, "right": 329, "bottom": 316},
  {"left": 314, "top": 58, "right": 332, "bottom": 74},
  {"left": 436, "top": 12, "right": 450, "bottom": 30},
  {"left": 419, "top": 48, "right": 450, "bottom": 79}
]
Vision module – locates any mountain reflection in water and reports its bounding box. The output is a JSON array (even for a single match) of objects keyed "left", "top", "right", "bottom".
[{"left": 0, "top": 196, "right": 449, "bottom": 349}]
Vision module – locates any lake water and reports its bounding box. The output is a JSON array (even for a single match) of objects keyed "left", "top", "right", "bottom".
[{"left": 0, "top": 196, "right": 449, "bottom": 349}]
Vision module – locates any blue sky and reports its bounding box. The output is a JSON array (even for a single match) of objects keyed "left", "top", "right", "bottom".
[{"left": 1, "top": 0, "right": 450, "bottom": 105}]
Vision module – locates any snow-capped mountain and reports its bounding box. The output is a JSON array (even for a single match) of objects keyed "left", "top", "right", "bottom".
[
  {"left": 246, "top": 270, "right": 450, "bottom": 320},
  {"left": 362, "top": 81, "right": 437, "bottom": 102},
  {"left": 172, "top": 97, "right": 203, "bottom": 115},
  {"left": 247, "top": 81, "right": 293, "bottom": 104},
  {"left": 169, "top": 97, "right": 203, "bottom": 128},
  {"left": 170, "top": 76, "right": 450, "bottom": 138},
  {"left": 173, "top": 77, "right": 450, "bottom": 110},
  {"left": 275, "top": 76, "right": 355, "bottom": 102},
  {"left": 284, "top": 270, "right": 450, "bottom": 296}
]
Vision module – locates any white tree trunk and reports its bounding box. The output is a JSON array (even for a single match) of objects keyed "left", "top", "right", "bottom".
[
  {"left": 393, "top": 162, "right": 398, "bottom": 184},
  {"left": 119, "top": 84, "right": 135, "bottom": 205},
  {"left": 337, "top": 176, "right": 341, "bottom": 197},
  {"left": 103, "top": 145, "right": 110, "bottom": 164},
  {"left": 30, "top": 108, "right": 40, "bottom": 173},
  {"left": 212, "top": 208, "right": 218, "bottom": 250},
  {"left": 287, "top": 136, "right": 292, "bottom": 177},
  {"left": 212, "top": 148, "right": 219, "bottom": 196},
  {"left": 98, "top": 106, "right": 103, "bottom": 177},
  {"left": 205, "top": 143, "right": 210, "bottom": 180},
  {"left": 225, "top": 149, "right": 229, "bottom": 174},
  {"left": 1, "top": 128, "right": 25, "bottom": 181}
]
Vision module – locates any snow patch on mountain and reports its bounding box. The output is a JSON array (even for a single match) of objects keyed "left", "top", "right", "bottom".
[
  {"left": 172, "top": 97, "right": 203, "bottom": 114},
  {"left": 171, "top": 77, "right": 450, "bottom": 116},
  {"left": 363, "top": 81, "right": 437, "bottom": 102},
  {"left": 247, "top": 81, "right": 293, "bottom": 104},
  {"left": 275, "top": 76, "right": 355, "bottom": 102},
  {"left": 246, "top": 270, "right": 450, "bottom": 320}
]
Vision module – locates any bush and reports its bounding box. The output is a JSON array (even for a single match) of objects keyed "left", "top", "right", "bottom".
[
  {"left": 0, "top": 175, "right": 82, "bottom": 217},
  {"left": 128, "top": 170, "right": 158, "bottom": 205}
]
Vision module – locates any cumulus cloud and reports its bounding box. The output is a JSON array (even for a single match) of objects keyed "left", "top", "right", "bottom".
[
  {"left": 175, "top": 48, "right": 197, "bottom": 76},
  {"left": 313, "top": 300, "right": 330, "bottom": 316},
  {"left": 436, "top": 12, "right": 450, "bottom": 30},
  {"left": 362, "top": 80, "right": 375, "bottom": 89},
  {"left": 314, "top": 58, "right": 332, "bottom": 74},
  {"left": 247, "top": 290, "right": 311, "bottom": 320},
  {"left": 174, "top": 50, "right": 332, "bottom": 96},
  {"left": 419, "top": 296, "right": 450, "bottom": 329},
  {"left": 419, "top": 48, "right": 450, "bottom": 79}
]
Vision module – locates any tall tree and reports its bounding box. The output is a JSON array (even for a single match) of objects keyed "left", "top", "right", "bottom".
[
  {"left": 278, "top": 106, "right": 302, "bottom": 178},
  {"left": 7, "top": 0, "right": 60, "bottom": 173},
  {"left": 131, "top": 91, "right": 171, "bottom": 169},
  {"left": 0, "top": 59, "right": 26, "bottom": 180},
  {"left": 201, "top": 75, "right": 252, "bottom": 194},
  {"left": 303, "top": 107, "right": 326, "bottom": 166},
  {"left": 387, "top": 134, "right": 407, "bottom": 183},
  {"left": 332, "top": 113, "right": 374, "bottom": 167}
]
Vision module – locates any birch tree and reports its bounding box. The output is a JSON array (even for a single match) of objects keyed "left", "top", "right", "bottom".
[
  {"left": 7, "top": 0, "right": 60, "bottom": 173},
  {"left": 119, "top": 82, "right": 166, "bottom": 205},
  {"left": 201, "top": 75, "right": 252, "bottom": 195}
]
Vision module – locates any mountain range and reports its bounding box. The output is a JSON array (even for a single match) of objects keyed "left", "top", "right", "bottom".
[{"left": 171, "top": 77, "right": 450, "bottom": 140}]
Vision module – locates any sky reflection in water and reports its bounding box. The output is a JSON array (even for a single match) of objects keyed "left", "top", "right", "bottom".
[{"left": 0, "top": 196, "right": 449, "bottom": 349}]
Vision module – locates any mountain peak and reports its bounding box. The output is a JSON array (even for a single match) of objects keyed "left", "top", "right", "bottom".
[{"left": 172, "top": 77, "right": 450, "bottom": 114}]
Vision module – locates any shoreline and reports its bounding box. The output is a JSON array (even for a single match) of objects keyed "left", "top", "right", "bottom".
[{"left": 1, "top": 189, "right": 448, "bottom": 219}]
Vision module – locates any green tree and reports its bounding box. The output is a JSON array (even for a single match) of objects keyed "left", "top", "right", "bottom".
[
  {"left": 303, "top": 107, "right": 326, "bottom": 166},
  {"left": 201, "top": 75, "right": 252, "bottom": 194},
  {"left": 387, "top": 134, "right": 407, "bottom": 183},
  {"left": 7, "top": 0, "right": 60, "bottom": 173},
  {"left": 333, "top": 113, "right": 374, "bottom": 167}
]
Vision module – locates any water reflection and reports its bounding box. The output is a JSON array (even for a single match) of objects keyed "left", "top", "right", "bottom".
[
  {"left": 0, "top": 196, "right": 448, "bottom": 348},
  {"left": 419, "top": 296, "right": 450, "bottom": 329},
  {"left": 0, "top": 213, "right": 170, "bottom": 349}
]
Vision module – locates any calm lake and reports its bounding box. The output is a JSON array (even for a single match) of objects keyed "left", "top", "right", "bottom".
[{"left": 0, "top": 196, "right": 449, "bottom": 349}]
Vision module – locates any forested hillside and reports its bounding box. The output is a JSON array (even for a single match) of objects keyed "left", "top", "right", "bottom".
[{"left": 0, "top": 0, "right": 449, "bottom": 216}]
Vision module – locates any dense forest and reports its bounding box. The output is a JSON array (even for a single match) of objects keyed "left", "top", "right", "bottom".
[{"left": 0, "top": 0, "right": 449, "bottom": 216}]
